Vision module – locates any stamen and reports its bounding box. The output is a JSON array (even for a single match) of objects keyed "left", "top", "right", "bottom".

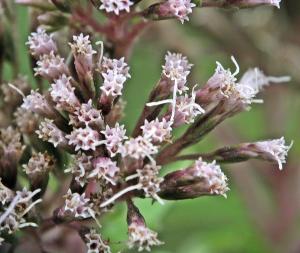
[
  {"left": 18, "top": 222, "right": 38, "bottom": 228},
  {"left": 267, "top": 76, "right": 291, "bottom": 83},
  {"left": 100, "top": 184, "right": 141, "bottom": 208},
  {"left": 21, "top": 199, "right": 43, "bottom": 216},
  {"left": 170, "top": 79, "right": 178, "bottom": 124},
  {"left": 231, "top": 56, "right": 240, "bottom": 77},
  {"left": 8, "top": 83, "right": 25, "bottom": 98},
  {"left": 146, "top": 99, "right": 173, "bottom": 107},
  {"left": 125, "top": 174, "right": 139, "bottom": 181},
  {"left": 0, "top": 195, "right": 20, "bottom": 225},
  {"left": 96, "top": 40, "right": 104, "bottom": 64}
]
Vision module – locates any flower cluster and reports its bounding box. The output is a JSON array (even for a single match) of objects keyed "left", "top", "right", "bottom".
[{"left": 0, "top": 26, "right": 290, "bottom": 252}]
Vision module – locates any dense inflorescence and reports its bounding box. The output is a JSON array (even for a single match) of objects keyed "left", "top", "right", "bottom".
[
  {"left": 0, "top": 26, "right": 292, "bottom": 252},
  {"left": 0, "top": 0, "right": 291, "bottom": 252}
]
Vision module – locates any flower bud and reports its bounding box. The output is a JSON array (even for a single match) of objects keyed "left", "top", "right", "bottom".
[
  {"left": 22, "top": 90, "right": 57, "bottom": 118},
  {"left": 0, "top": 127, "right": 25, "bottom": 188},
  {"left": 127, "top": 200, "right": 163, "bottom": 252},
  {"left": 14, "top": 108, "right": 40, "bottom": 135},
  {"left": 23, "top": 152, "right": 55, "bottom": 192},
  {"left": 159, "top": 158, "right": 229, "bottom": 199},
  {"left": 36, "top": 119, "right": 68, "bottom": 148}
]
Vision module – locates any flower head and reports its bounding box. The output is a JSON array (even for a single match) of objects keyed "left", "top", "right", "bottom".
[
  {"left": 192, "top": 158, "right": 229, "bottom": 196},
  {"left": 247, "top": 137, "right": 293, "bottom": 170},
  {"left": 63, "top": 190, "right": 92, "bottom": 218},
  {"left": 89, "top": 157, "right": 120, "bottom": 185},
  {"left": 14, "top": 108, "right": 39, "bottom": 134},
  {"left": 121, "top": 136, "right": 158, "bottom": 162},
  {"left": 26, "top": 27, "right": 57, "bottom": 57},
  {"left": 166, "top": 92, "right": 205, "bottom": 127},
  {"left": 141, "top": 118, "right": 172, "bottom": 143},
  {"left": 50, "top": 75, "right": 80, "bottom": 112},
  {"left": 163, "top": 52, "right": 192, "bottom": 92},
  {"left": 163, "top": 0, "right": 196, "bottom": 23},
  {"left": 137, "top": 164, "right": 163, "bottom": 201},
  {"left": 37, "top": 119, "right": 67, "bottom": 147},
  {"left": 101, "top": 123, "right": 128, "bottom": 156},
  {"left": 100, "top": 57, "right": 130, "bottom": 98},
  {"left": 34, "top": 51, "right": 69, "bottom": 80},
  {"left": 66, "top": 127, "right": 102, "bottom": 151},
  {"left": 23, "top": 152, "right": 55, "bottom": 176},
  {"left": 85, "top": 229, "right": 111, "bottom": 253},
  {"left": 65, "top": 152, "right": 93, "bottom": 187},
  {"left": 22, "top": 90, "right": 55, "bottom": 117},
  {"left": 99, "top": 0, "right": 133, "bottom": 15},
  {"left": 70, "top": 100, "right": 104, "bottom": 128}
]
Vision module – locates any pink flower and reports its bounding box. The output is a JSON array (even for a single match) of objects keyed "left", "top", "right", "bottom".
[
  {"left": 26, "top": 27, "right": 57, "bottom": 57},
  {"left": 50, "top": 75, "right": 80, "bottom": 113},
  {"left": 66, "top": 127, "right": 102, "bottom": 151},
  {"left": 101, "top": 123, "right": 128, "bottom": 156},
  {"left": 99, "top": 0, "right": 133, "bottom": 15},
  {"left": 89, "top": 157, "right": 120, "bottom": 185},
  {"left": 141, "top": 118, "right": 172, "bottom": 143}
]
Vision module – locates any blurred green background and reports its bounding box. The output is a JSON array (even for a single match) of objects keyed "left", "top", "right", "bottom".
[{"left": 3, "top": 1, "right": 300, "bottom": 252}]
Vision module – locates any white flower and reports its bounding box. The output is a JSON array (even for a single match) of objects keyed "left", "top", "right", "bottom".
[
  {"left": 100, "top": 57, "right": 130, "bottom": 97},
  {"left": 34, "top": 51, "right": 69, "bottom": 80},
  {"left": 23, "top": 152, "right": 54, "bottom": 175},
  {"left": 163, "top": 51, "right": 192, "bottom": 92},
  {"left": 50, "top": 75, "right": 80, "bottom": 112},
  {"left": 70, "top": 100, "right": 104, "bottom": 128},
  {"left": 193, "top": 158, "right": 229, "bottom": 196},
  {"left": 101, "top": 123, "right": 128, "bottom": 156},
  {"left": 253, "top": 137, "right": 293, "bottom": 170},
  {"left": 36, "top": 119, "right": 67, "bottom": 147},
  {"left": 89, "top": 157, "right": 120, "bottom": 185},
  {"left": 168, "top": 90, "right": 205, "bottom": 127},
  {"left": 69, "top": 34, "right": 96, "bottom": 75},
  {"left": 85, "top": 229, "right": 111, "bottom": 253},
  {"left": 164, "top": 0, "right": 196, "bottom": 23},
  {"left": 66, "top": 127, "right": 102, "bottom": 151},
  {"left": 121, "top": 136, "right": 159, "bottom": 163},
  {"left": 141, "top": 118, "right": 172, "bottom": 143},
  {"left": 70, "top": 34, "right": 96, "bottom": 56},
  {"left": 99, "top": 0, "right": 133, "bottom": 15},
  {"left": 65, "top": 153, "right": 93, "bottom": 187},
  {"left": 63, "top": 190, "right": 92, "bottom": 219},
  {"left": 26, "top": 27, "right": 57, "bottom": 57},
  {"left": 22, "top": 90, "right": 54, "bottom": 117},
  {"left": 136, "top": 164, "right": 163, "bottom": 201},
  {"left": 128, "top": 222, "right": 163, "bottom": 252}
]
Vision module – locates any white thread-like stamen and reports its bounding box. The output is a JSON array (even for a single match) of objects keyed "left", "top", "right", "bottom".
[
  {"left": 146, "top": 99, "right": 173, "bottom": 107},
  {"left": 231, "top": 56, "right": 240, "bottom": 77},
  {"left": 8, "top": 83, "right": 25, "bottom": 98},
  {"left": 125, "top": 174, "right": 139, "bottom": 181},
  {"left": 100, "top": 184, "right": 141, "bottom": 208},
  {"left": 0, "top": 195, "right": 20, "bottom": 225}
]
